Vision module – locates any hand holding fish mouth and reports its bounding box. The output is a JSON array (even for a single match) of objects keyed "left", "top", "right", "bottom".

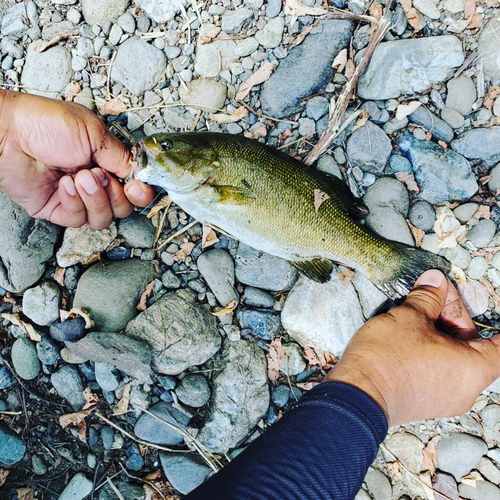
[
  {"left": 326, "top": 269, "right": 500, "bottom": 426},
  {"left": 0, "top": 90, "right": 155, "bottom": 229}
]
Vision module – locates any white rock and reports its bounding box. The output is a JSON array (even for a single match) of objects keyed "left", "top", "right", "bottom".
[
  {"left": 58, "top": 473, "right": 93, "bottom": 500},
  {"left": 384, "top": 432, "right": 424, "bottom": 474},
  {"left": 351, "top": 272, "right": 387, "bottom": 318},
  {"left": 81, "top": 0, "right": 129, "bottom": 25},
  {"left": 135, "top": 0, "right": 188, "bottom": 23},
  {"left": 413, "top": 0, "right": 440, "bottom": 19},
  {"left": 194, "top": 40, "right": 238, "bottom": 78},
  {"left": 443, "top": 0, "right": 466, "bottom": 12}
]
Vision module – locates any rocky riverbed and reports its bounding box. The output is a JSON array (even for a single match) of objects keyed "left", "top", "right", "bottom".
[{"left": 2, "top": 0, "right": 500, "bottom": 498}]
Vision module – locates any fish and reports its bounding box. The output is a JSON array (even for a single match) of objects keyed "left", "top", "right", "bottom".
[{"left": 132, "top": 132, "right": 450, "bottom": 301}]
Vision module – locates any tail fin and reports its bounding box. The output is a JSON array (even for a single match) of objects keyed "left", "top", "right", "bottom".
[{"left": 372, "top": 243, "right": 451, "bottom": 302}]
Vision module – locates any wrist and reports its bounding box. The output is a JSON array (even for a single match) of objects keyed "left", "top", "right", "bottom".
[{"left": 0, "top": 90, "right": 12, "bottom": 157}]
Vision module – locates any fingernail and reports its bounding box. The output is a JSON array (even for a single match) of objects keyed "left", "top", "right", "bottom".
[
  {"left": 127, "top": 183, "right": 146, "bottom": 201},
  {"left": 92, "top": 168, "right": 109, "bottom": 188},
  {"left": 417, "top": 269, "right": 445, "bottom": 288},
  {"left": 79, "top": 171, "right": 99, "bottom": 195},
  {"left": 61, "top": 177, "right": 76, "bottom": 196}
]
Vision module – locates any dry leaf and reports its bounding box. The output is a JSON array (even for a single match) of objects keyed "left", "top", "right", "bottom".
[
  {"left": 461, "top": 470, "right": 484, "bottom": 486},
  {"left": 387, "top": 461, "right": 403, "bottom": 480},
  {"left": 396, "top": 171, "right": 419, "bottom": 192},
  {"left": 210, "top": 106, "right": 248, "bottom": 123},
  {"left": 484, "top": 86, "right": 500, "bottom": 110},
  {"left": 84, "top": 251, "right": 101, "bottom": 266},
  {"left": 290, "top": 22, "right": 316, "bottom": 47},
  {"left": 202, "top": 226, "right": 220, "bottom": 249},
  {"left": 479, "top": 175, "right": 492, "bottom": 186},
  {"left": 320, "top": 351, "right": 336, "bottom": 369},
  {"left": 418, "top": 471, "right": 436, "bottom": 500},
  {"left": 338, "top": 269, "right": 355, "bottom": 284},
  {"left": 313, "top": 189, "right": 330, "bottom": 213},
  {"left": 59, "top": 308, "right": 94, "bottom": 329},
  {"left": 0, "top": 469, "right": 9, "bottom": 488},
  {"left": 438, "top": 140, "right": 448, "bottom": 149},
  {"left": 34, "top": 32, "right": 72, "bottom": 53},
  {"left": 350, "top": 109, "right": 370, "bottom": 133},
  {"left": 16, "top": 488, "right": 34, "bottom": 500},
  {"left": 65, "top": 81, "right": 81, "bottom": 102},
  {"left": 244, "top": 123, "right": 267, "bottom": 140},
  {"left": 344, "top": 59, "right": 356, "bottom": 79},
  {"left": 467, "top": 12, "right": 481, "bottom": 29},
  {"left": 147, "top": 195, "right": 172, "bottom": 218},
  {"left": 369, "top": 2, "right": 383, "bottom": 20},
  {"left": 296, "top": 381, "right": 319, "bottom": 390},
  {"left": 474, "top": 205, "right": 491, "bottom": 220},
  {"left": 211, "top": 299, "right": 238, "bottom": 317},
  {"left": 278, "top": 129, "right": 294, "bottom": 142},
  {"left": 173, "top": 242, "right": 195, "bottom": 260},
  {"left": 407, "top": 219, "right": 425, "bottom": 247},
  {"left": 464, "top": 0, "right": 475, "bottom": 18},
  {"left": 137, "top": 281, "right": 155, "bottom": 312},
  {"left": 237, "top": 62, "right": 276, "bottom": 101},
  {"left": 422, "top": 435, "right": 440, "bottom": 474},
  {"left": 399, "top": 0, "right": 426, "bottom": 31},
  {"left": 284, "top": 0, "right": 327, "bottom": 16},
  {"left": 199, "top": 25, "right": 221, "bottom": 44},
  {"left": 54, "top": 266, "right": 66, "bottom": 287},
  {"left": 332, "top": 48, "right": 348, "bottom": 73},
  {"left": 99, "top": 97, "right": 128, "bottom": 116},
  {"left": 267, "top": 338, "right": 284, "bottom": 381},
  {"left": 83, "top": 387, "right": 99, "bottom": 409},
  {"left": 451, "top": 266, "right": 466, "bottom": 284},
  {"left": 114, "top": 382, "right": 131, "bottom": 415},
  {"left": 303, "top": 347, "right": 321, "bottom": 366},
  {"left": 1, "top": 314, "right": 41, "bottom": 342},
  {"left": 59, "top": 407, "right": 94, "bottom": 443},
  {"left": 395, "top": 101, "right": 422, "bottom": 120}
]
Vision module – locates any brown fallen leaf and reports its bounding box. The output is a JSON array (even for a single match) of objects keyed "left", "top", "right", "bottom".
[
  {"left": 99, "top": 97, "right": 128, "bottom": 116},
  {"left": 313, "top": 189, "right": 331, "bottom": 213},
  {"left": 438, "top": 140, "right": 448, "bottom": 149},
  {"left": 338, "top": 269, "right": 355, "bottom": 284},
  {"left": 296, "top": 381, "right": 319, "bottom": 390},
  {"left": 147, "top": 195, "right": 172, "bottom": 218},
  {"left": 474, "top": 205, "right": 491, "bottom": 219},
  {"left": 59, "top": 308, "right": 94, "bottom": 329},
  {"left": 484, "top": 86, "right": 500, "bottom": 110},
  {"left": 199, "top": 25, "right": 221, "bottom": 44},
  {"left": 422, "top": 435, "right": 440, "bottom": 475},
  {"left": 210, "top": 106, "right": 248, "bottom": 123},
  {"left": 173, "top": 242, "right": 195, "bottom": 261},
  {"left": 369, "top": 2, "right": 383, "bottom": 20},
  {"left": 0, "top": 469, "right": 9, "bottom": 488},
  {"left": 467, "top": 12, "right": 481, "bottom": 29},
  {"left": 400, "top": 0, "right": 426, "bottom": 31},
  {"left": 202, "top": 225, "right": 220, "bottom": 249},
  {"left": 350, "top": 109, "right": 370, "bottom": 133},
  {"left": 236, "top": 62, "right": 276, "bottom": 101},
  {"left": 137, "top": 281, "right": 155, "bottom": 312},
  {"left": 396, "top": 171, "right": 420, "bottom": 192},
  {"left": 60, "top": 407, "right": 95, "bottom": 443},
  {"left": 407, "top": 219, "right": 425, "bottom": 248},
  {"left": 83, "top": 387, "right": 100, "bottom": 409},
  {"left": 17, "top": 488, "right": 34, "bottom": 500},
  {"left": 284, "top": 0, "right": 327, "bottom": 16},
  {"left": 64, "top": 81, "right": 81, "bottom": 102},
  {"left": 54, "top": 266, "right": 66, "bottom": 287},
  {"left": 290, "top": 22, "right": 316, "bottom": 47},
  {"left": 332, "top": 48, "right": 348, "bottom": 73},
  {"left": 244, "top": 123, "right": 267, "bottom": 140},
  {"left": 1, "top": 314, "right": 41, "bottom": 342},
  {"left": 211, "top": 299, "right": 238, "bottom": 317},
  {"left": 267, "top": 338, "right": 285, "bottom": 382},
  {"left": 303, "top": 347, "right": 321, "bottom": 366},
  {"left": 278, "top": 129, "right": 294, "bottom": 143},
  {"left": 34, "top": 32, "right": 72, "bottom": 53},
  {"left": 113, "top": 382, "right": 131, "bottom": 415},
  {"left": 84, "top": 251, "right": 101, "bottom": 266},
  {"left": 464, "top": 0, "right": 475, "bottom": 18}
]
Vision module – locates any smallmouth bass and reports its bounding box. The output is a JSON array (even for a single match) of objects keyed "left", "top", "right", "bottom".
[{"left": 133, "top": 133, "right": 449, "bottom": 300}]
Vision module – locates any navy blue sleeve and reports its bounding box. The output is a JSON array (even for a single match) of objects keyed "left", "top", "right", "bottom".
[{"left": 186, "top": 382, "right": 388, "bottom": 500}]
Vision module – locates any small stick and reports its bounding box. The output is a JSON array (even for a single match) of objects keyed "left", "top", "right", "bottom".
[
  {"left": 119, "top": 463, "right": 167, "bottom": 500},
  {"left": 239, "top": 102, "right": 298, "bottom": 125},
  {"left": 107, "top": 479, "right": 126, "bottom": 500},
  {"left": 155, "top": 220, "right": 199, "bottom": 251}
]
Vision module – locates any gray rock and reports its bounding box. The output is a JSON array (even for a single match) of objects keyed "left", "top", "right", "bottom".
[
  {"left": 458, "top": 481, "right": 500, "bottom": 500},
  {"left": 11, "top": 337, "right": 40, "bottom": 381},
  {"left": 481, "top": 404, "right": 500, "bottom": 442},
  {"left": 358, "top": 36, "right": 464, "bottom": 100},
  {"left": 384, "top": 432, "right": 424, "bottom": 473},
  {"left": 440, "top": 245, "right": 471, "bottom": 270},
  {"left": 94, "top": 362, "right": 120, "bottom": 392},
  {"left": 489, "top": 163, "right": 500, "bottom": 193},
  {"left": 74, "top": 87, "right": 95, "bottom": 111},
  {"left": 118, "top": 213, "right": 155, "bottom": 249},
  {"left": 197, "top": 249, "right": 238, "bottom": 307},
  {"left": 235, "top": 37, "right": 259, "bottom": 57},
  {"left": 237, "top": 308, "right": 281, "bottom": 340},
  {"left": 457, "top": 279, "right": 489, "bottom": 317},
  {"left": 452, "top": 127, "right": 500, "bottom": 161},
  {"left": 441, "top": 107, "right": 465, "bottom": 129},
  {"left": 467, "top": 257, "right": 488, "bottom": 279},
  {"left": 446, "top": 76, "right": 476, "bottom": 117},
  {"left": 384, "top": 117, "right": 408, "bottom": 135},
  {"left": 255, "top": 17, "right": 285, "bottom": 48},
  {"left": 366, "top": 206, "right": 415, "bottom": 246},
  {"left": 135, "top": 0, "right": 186, "bottom": 23},
  {"left": 0, "top": 367, "right": 14, "bottom": 390},
  {"left": 390, "top": 154, "right": 412, "bottom": 174},
  {"left": 162, "top": 270, "right": 181, "bottom": 289},
  {"left": 409, "top": 201, "right": 436, "bottom": 232},
  {"left": 243, "top": 287, "right": 275, "bottom": 308},
  {"left": 58, "top": 473, "right": 93, "bottom": 500},
  {"left": 408, "top": 106, "right": 454, "bottom": 143},
  {"left": 280, "top": 342, "right": 306, "bottom": 376},
  {"left": 51, "top": 366, "right": 86, "bottom": 410},
  {"left": 32, "top": 455, "right": 48, "bottom": 476},
  {"left": 36, "top": 336, "right": 60, "bottom": 366},
  {"left": 468, "top": 219, "right": 496, "bottom": 248},
  {"left": 281, "top": 275, "right": 365, "bottom": 356},
  {"left": 198, "top": 340, "right": 269, "bottom": 454},
  {"left": 398, "top": 133, "right": 478, "bottom": 204},
  {"left": 74, "top": 259, "right": 157, "bottom": 332},
  {"left": 454, "top": 202, "right": 478, "bottom": 223},
  {"left": 221, "top": 8, "right": 253, "bottom": 34},
  {"left": 0, "top": 424, "right": 25, "bottom": 467},
  {"left": 175, "top": 374, "right": 211, "bottom": 407},
  {"left": 266, "top": 0, "right": 282, "bottom": 17},
  {"left": 306, "top": 96, "right": 329, "bottom": 121},
  {"left": 160, "top": 453, "right": 212, "bottom": 495},
  {"left": 125, "top": 289, "right": 221, "bottom": 375},
  {"left": 298, "top": 118, "right": 316, "bottom": 136},
  {"left": 364, "top": 468, "right": 392, "bottom": 500},
  {"left": 317, "top": 154, "right": 342, "bottom": 179},
  {"left": 111, "top": 37, "right": 167, "bottom": 96},
  {"left": 437, "top": 432, "right": 487, "bottom": 480},
  {"left": 432, "top": 472, "right": 459, "bottom": 500},
  {"left": 64, "top": 332, "right": 153, "bottom": 383},
  {"left": 179, "top": 78, "right": 227, "bottom": 113},
  {"left": 478, "top": 16, "right": 500, "bottom": 79},
  {"left": 363, "top": 178, "right": 409, "bottom": 216},
  {"left": 134, "top": 402, "right": 190, "bottom": 445},
  {"left": 50, "top": 317, "right": 86, "bottom": 343},
  {"left": 117, "top": 13, "right": 136, "bottom": 33},
  {"left": 57, "top": 224, "right": 117, "bottom": 267},
  {"left": 260, "top": 20, "right": 353, "bottom": 118},
  {"left": 194, "top": 39, "right": 238, "bottom": 78},
  {"left": 22, "top": 282, "right": 60, "bottom": 326},
  {"left": 478, "top": 457, "right": 500, "bottom": 485},
  {"left": 351, "top": 272, "right": 387, "bottom": 318},
  {"left": 98, "top": 481, "right": 145, "bottom": 500},
  {"left": 1, "top": 4, "right": 28, "bottom": 36},
  {"left": 82, "top": 0, "right": 129, "bottom": 25},
  {"left": 235, "top": 243, "right": 297, "bottom": 291}
]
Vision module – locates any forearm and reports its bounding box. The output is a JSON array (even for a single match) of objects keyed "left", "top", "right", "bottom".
[{"left": 186, "top": 382, "right": 388, "bottom": 500}]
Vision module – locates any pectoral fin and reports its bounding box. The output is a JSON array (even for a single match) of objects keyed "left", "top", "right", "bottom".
[
  {"left": 288, "top": 258, "right": 335, "bottom": 283},
  {"left": 212, "top": 185, "right": 256, "bottom": 204}
]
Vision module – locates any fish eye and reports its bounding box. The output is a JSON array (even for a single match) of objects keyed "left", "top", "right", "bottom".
[{"left": 160, "top": 140, "right": 173, "bottom": 151}]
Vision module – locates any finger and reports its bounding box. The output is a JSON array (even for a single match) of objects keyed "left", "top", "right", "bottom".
[
  {"left": 74, "top": 169, "right": 113, "bottom": 230},
  {"left": 50, "top": 176, "right": 88, "bottom": 227},
  {"left": 124, "top": 180, "right": 156, "bottom": 207},
  {"left": 99, "top": 170, "right": 133, "bottom": 219},
  {"left": 401, "top": 269, "right": 447, "bottom": 321}
]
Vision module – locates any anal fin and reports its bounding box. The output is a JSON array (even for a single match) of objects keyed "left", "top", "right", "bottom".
[{"left": 288, "top": 258, "right": 335, "bottom": 283}]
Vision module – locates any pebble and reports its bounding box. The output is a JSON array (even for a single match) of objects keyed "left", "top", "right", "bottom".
[
  {"left": 351, "top": 272, "right": 387, "bottom": 318},
  {"left": 452, "top": 127, "right": 500, "bottom": 162},
  {"left": 51, "top": 366, "right": 86, "bottom": 410},
  {"left": 36, "top": 336, "right": 60, "bottom": 366},
  {"left": 11, "top": 337, "right": 40, "bottom": 381},
  {"left": 23, "top": 282, "right": 60, "bottom": 326},
  {"left": 180, "top": 78, "right": 227, "bottom": 113},
  {"left": 446, "top": 76, "right": 477, "bottom": 116},
  {"left": 454, "top": 202, "right": 478, "bottom": 223},
  {"left": 266, "top": 0, "right": 282, "bottom": 17},
  {"left": 117, "top": 13, "right": 136, "bottom": 33},
  {"left": 0, "top": 424, "right": 25, "bottom": 466},
  {"left": 478, "top": 457, "right": 500, "bottom": 485},
  {"left": 458, "top": 481, "right": 500, "bottom": 500},
  {"left": 481, "top": 404, "right": 500, "bottom": 442},
  {"left": 492, "top": 252, "right": 500, "bottom": 271},
  {"left": 440, "top": 245, "right": 471, "bottom": 269},
  {"left": 488, "top": 163, "right": 500, "bottom": 193},
  {"left": 317, "top": 154, "right": 342, "bottom": 178},
  {"left": 408, "top": 106, "right": 454, "bottom": 143},
  {"left": 0, "top": 367, "right": 14, "bottom": 390},
  {"left": 468, "top": 257, "right": 489, "bottom": 279},
  {"left": 298, "top": 118, "right": 316, "bottom": 136},
  {"left": 58, "top": 473, "right": 93, "bottom": 500},
  {"left": 479, "top": 16, "right": 500, "bottom": 79},
  {"left": 441, "top": 107, "right": 465, "bottom": 129},
  {"left": 413, "top": 0, "right": 440, "bottom": 18},
  {"left": 243, "top": 287, "right": 275, "bottom": 308},
  {"left": 32, "top": 455, "right": 48, "bottom": 476},
  {"left": 432, "top": 472, "right": 459, "bottom": 500},
  {"left": 101, "top": 426, "right": 114, "bottom": 450},
  {"left": 272, "top": 385, "right": 291, "bottom": 407},
  {"left": 237, "top": 309, "right": 281, "bottom": 340},
  {"left": 457, "top": 279, "right": 490, "bottom": 317},
  {"left": 160, "top": 453, "right": 212, "bottom": 495},
  {"left": 280, "top": 343, "right": 306, "bottom": 376},
  {"left": 235, "top": 37, "right": 259, "bottom": 57},
  {"left": 467, "top": 219, "right": 496, "bottom": 248},
  {"left": 94, "top": 362, "right": 120, "bottom": 392},
  {"left": 162, "top": 270, "right": 181, "bottom": 289},
  {"left": 175, "top": 374, "right": 211, "bottom": 407},
  {"left": 221, "top": 8, "right": 254, "bottom": 34},
  {"left": 49, "top": 317, "right": 86, "bottom": 344},
  {"left": 384, "top": 432, "right": 424, "bottom": 474},
  {"left": 255, "top": 17, "right": 285, "bottom": 49},
  {"left": 118, "top": 213, "right": 155, "bottom": 249},
  {"left": 195, "top": 39, "right": 238, "bottom": 78},
  {"left": 1, "top": 4, "right": 28, "bottom": 36},
  {"left": 364, "top": 468, "right": 392, "bottom": 500},
  {"left": 125, "top": 446, "right": 144, "bottom": 471},
  {"left": 364, "top": 178, "right": 409, "bottom": 216},
  {"left": 408, "top": 201, "right": 436, "bottom": 232}
]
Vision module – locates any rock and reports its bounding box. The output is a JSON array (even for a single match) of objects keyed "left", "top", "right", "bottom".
[
  {"left": 281, "top": 275, "right": 365, "bottom": 356},
  {"left": 22, "top": 282, "right": 60, "bottom": 326},
  {"left": 98, "top": 481, "right": 145, "bottom": 500},
  {"left": 94, "top": 362, "right": 120, "bottom": 392},
  {"left": 32, "top": 455, "right": 48, "bottom": 476},
  {"left": 398, "top": 133, "right": 478, "bottom": 204},
  {"left": 280, "top": 343, "right": 306, "bottom": 376},
  {"left": 235, "top": 37, "right": 259, "bottom": 57},
  {"left": 0, "top": 192, "right": 59, "bottom": 294},
  {"left": 237, "top": 308, "right": 281, "bottom": 340},
  {"left": 255, "top": 17, "right": 285, "bottom": 48},
  {"left": 439, "top": 245, "right": 469, "bottom": 270},
  {"left": 134, "top": 402, "right": 190, "bottom": 445},
  {"left": 64, "top": 332, "right": 153, "bottom": 383},
  {"left": 125, "top": 289, "right": 221, "bottom": 375},
  {"left": 221, "top": 8, "right": 253, "bottom": 34},
  {"left": 451, "top": 127, "right": 500, "bottom": 162},
  {"left": 441, "top": 107, "right": 465, "bottom": 129},
  {"left": 125, "top": 446, "right": 144, "bottom": 471},
  {"left": 481, "top": 404, "right": 500, "bottom": 442},
  {"left": 1, "top": 4, "right": 28, "bottom": 36},
  {"left": 467, "top": 219, "right": 496, "bottom": 248},
  {"left": 478, "top": 457, "right": 500, "bottom": 485},
  {"left": 272, "top": 385, "right": 291, "bottom": 407},
  {"left": 11, "top": 337, "right": 40, "bottom": 381},
  {"left": 384, "top": 432, "right": 424, "bottom": 474},
  {"left": 364, "top": 468, "right": 392, "bottom": 500},
  {"left": 306, "top": 96, "right": 329, "bottom": 121},
  {"left": 437, "top": 432, "right": 487, "bottom": 480},
  {"left": 0, "top": 424, "right": 25, "bottom": 467},
  {"left": 243, "top": 287, "right": 275, "bottom": 308},
  {"left": 51, "top": 366, "right": 86, "bottom": 410},
  {"left": 175, "top": 374, "right": 211, "bottom": 408},
  {"left": 346, "top": 122, "right": 392, "bottom": 174},
  {"left": 458, "top": 481, "right": 500, "bottom": 500},
  {"left": 351, "top": 272, "right": 387, "bottom": 318},
  {"left": 160, "top": 453, "right": 212, "bottom": 495},
  {"left": 409, "top": 201, "right": 436, "bottom": 232},
  {"left": 135, "top": 0, "right": 186, "bottom": 22},
  {"left": 50, "top": 317, "right": 86, "bottom": 343},
  {"left": 21, "top": 42, "right": 72, "bottom": 99},
  {"left": 467, "top": 257, "right": 488, "bottom": 279},
  {"left": 117, "top": 214, "right": 155, "bottom": 249},
  {"left": 0, "top": 367, "right": 14, "bottom": 390},
  {"left": 74, "top": 259, "right": 157, "bottom": 332},
  {"left": 56, "top": 224, "right": 117, "bottom": 267},
  {"left": 489, "top": 163, "right": 500, "bottom": 193},
  {"left": 117, "top": 13, "right": 136, "bottom": 33},
  {"left": 235, "top": 243, "right": 297, "bottom": 291},
  {"left": 82, "top": 0, "right": 129, "bottom": 25},
  {"left": 454, "top": 203, "right": 478, "bottom": 223},
  {"left": 194, "top": 39, "right": 237, "bottom": 78},
  {"left": 478, "top": 16, "right": 500, "bottom": 79},
  {"left": 363, "top": 178, "right": 409, "bottom": 216},
  {"left": 162, "top": 270, "right": 181, "bottom": 289},
  {"left": 111, "top": 37, "right": 167, "bottom": 95},
  {"left": 457, "top": 279, "right": 489, "bottom": 317},
  {"left": 58, "top": 473, "right": 93, "bottom": 500},
  {"left": 179, "top": 78, "right": 227, "bottom": 113},
  {"left": 266, "top": 0, "right": 282, "bottom": 17},
  {"left": 446, "top": 76, "right": 476, "bottom": 117},
  {"left": 36, "top": 336, "right": 60, "bottom": 366},
  {"left": 413, "top": 0, "right": 440, "bottom": 17},
  {"left": 298, "top": 118, "right": 316, "bottom": 136},
  {"left": 408, "top": 107, "right": 454, "bottom": 143},
  {"left": 260, "top": 20, "right": 353, "bottom": 118},
  {"left": 358, "top": 36, "right": 464, "bottom": 100},
  {"left": 198, "top": 340, "right": 269, "bottom": 454},
  {"left": 432, "top": 472, "right": 459, "bottom": 500}
]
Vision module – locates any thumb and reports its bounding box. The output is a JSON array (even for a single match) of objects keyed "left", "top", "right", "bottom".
[{"left": 401, "top": 269, "right": 448, "bottom": 321}]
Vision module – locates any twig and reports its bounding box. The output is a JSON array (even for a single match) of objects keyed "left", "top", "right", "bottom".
[
  {"left": 276, "top": 133, "right": 315, "bottom": 150},
  {"left": 153, "top": 208, "right": 169, "bottom": 248},
  {"left": 239, "top": 102, "right": 298, "bottom": 125},
  {"left": 474, "top": 321, "right": 500, "bottom": 331},
  {"left": 326, "top": 7, "right": 378, "bottom": 22},
  {"left": 107, "top": 478, "right": 126, "bottom": 500},
  {"left": 0, "top": 411, "right": 22, "bottom": 415},
  {"left": 155, "top": 220, "right": 199, "bottom": 251}
]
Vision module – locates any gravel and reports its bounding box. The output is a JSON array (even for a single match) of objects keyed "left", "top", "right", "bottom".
[
  {"left": 221, "top": 8, "right": 253, "bottom": 35},
  {"left": 408, "top": 106, "right": 454, "bottom": 143},
  {"left": 255, "top": 17, "right": 285, "bottom": 48}
]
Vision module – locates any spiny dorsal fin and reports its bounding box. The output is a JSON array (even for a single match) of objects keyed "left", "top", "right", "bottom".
[{"left": 288, "top": 258, "right": 335, "bottom": 283}]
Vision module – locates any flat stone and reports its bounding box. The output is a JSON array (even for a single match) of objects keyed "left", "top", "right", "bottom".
[
  {"left": 459, "top": 481, "right": 500, "bottom": 500},
  {"left": 255, "top": 17, "right": 285, "bottom": 48},
  {"left": 351, "top": 272, "right": 387, "bottom": 318},
  {"left": 281, "top": 275, "right": 365, "bottom": 356},
  {"left": 364, "top": 177, "right": 410, "bottom": 216},
  {"left": 452, "top": 127, "right": 500, "bottom": 162},
  {"left": 280, "top": 342, "right": 306, "bottom": 376},
  {"left": 11, "top": 337, "right": 40, "bottom": 381},
  {"left": 446, "top": 76, "right": 477, "bottom": 117},
  {"left": 51, "top": 366, "right": 86, "bottom": 410},
  {"left": 454, "top": 203, "right": 478, "bottom": 222},
  {"left": 221, "top": 8, "right": 253, "bottom": 34},
  {"left": 117, "top": 213, "right": 155, "bottom": 249},
  {"left": 36, "top": 336, "right": 60, "bottom": 367},
  {"left": 0, "top": 424, "right": 25, "bottom": 467},
  {"left": 175, "top": 374, "right": 211, "bottom": 408},
  {"left": 243, "top": 287, "right": 275, "bottom": 308},
  {"left": 467, "top": 219, "right": 496, "bottom": 248},
  {"left": 467, "top": 256, "right": 488, "bottom": 279},
  {"left": 22, "top": 282, "right": 60, "bottom": 326},
  {"left": 408, "top": 106, "right": 454, "bottom": 143},
  {"left": 358, "top": 36, "right": 464, "bottom": 100},
  {"left": 1, "top": 4, "right": 28, "bottom": 37},
  {"left": 441, "top": 107, "right": 465, "bottom": 129},
  {"left": 364, "top": 468, "right": 392, "bottom": 500},
  {"left": 457, "top": 279, "right": 489, "bottom": 317},
  {"left": 384, "top": 432, "right": 424, "bottom": 474},
  {"left": 409, "top": 200, "right": 436, "bottom": 232},
  {"left": 235, "top": 37, "right": 259, "bottom": 57},
  {"left": 198, "top": 340, "right": 269, "bottom": 454},
  {"left": 478, "top": 457, "right": 500, "bottom": 485},
  {"left": 194, "top": 39, "right": 238, "bottom": 78},
  {"left": 160, "top": 453, "right": 212, "bottom": 495},
  {"left": 179, "top": 78, "right": 227, "bottom": 113},
  {"left": 481, "top": 404, "right": 500, "bottom": 442},
  {"left": 237, "top": 308, "right": 281, "bottom": 340},
  {"left": 432, "top": 472, "right": 459, "bottom": 500},
  {"left": 478, "top": 16, "right": 500, "bottom": 80},
  {"left": 50, "top": 317, "right": 86, "bottom": 343},
  {"left": 413, "top": 0, "right": 440, "bottom": 18},
  {"left": 135, "top": 0, "right": 186, "bottom": 22},
  {"left": 59, "top": 473, "right": 93, "bottom": 500},
  {"left": 489, "top": 163, "right": 500, "bottom": 193},
  {"left": 82, "top": 0, "right": 129, "bottom": 25},
  {"left": 125, "top": 289, "right": 221, "bottom": 375}
]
